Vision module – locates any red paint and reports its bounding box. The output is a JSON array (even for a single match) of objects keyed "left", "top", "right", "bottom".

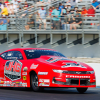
[{"left": 0, "top": 48, "right": 96, "bottom": 88}]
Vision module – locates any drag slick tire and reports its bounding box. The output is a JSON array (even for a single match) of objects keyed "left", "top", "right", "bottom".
[
  {"left": 31, "top": 73, "right": 44, "bottom": 92},
  {"left": 77, "top": 88, "right": 88, "bottom": 93}
]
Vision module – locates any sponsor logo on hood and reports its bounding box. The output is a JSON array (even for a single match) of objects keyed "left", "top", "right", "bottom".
[
  {"left": 46, "top": 57, "right": 70, "bottom": 63},
  {"left": 61, "top": 63, "right": 86, "bottom": 68}
]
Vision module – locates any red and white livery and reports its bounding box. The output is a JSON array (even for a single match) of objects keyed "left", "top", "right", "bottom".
[{"left": 0, "top": 48, "right": 96, "bottom": 93}]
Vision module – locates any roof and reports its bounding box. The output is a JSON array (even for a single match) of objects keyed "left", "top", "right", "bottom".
[{"left": 1, "top": 48, "right": 56, "bottom": 53}]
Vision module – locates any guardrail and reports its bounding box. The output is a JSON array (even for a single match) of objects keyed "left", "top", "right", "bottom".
[{"left": 0, "top": 15, "right": 100, "bottom": 45}]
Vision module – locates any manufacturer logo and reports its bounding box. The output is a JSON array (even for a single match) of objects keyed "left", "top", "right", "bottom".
[{"left": 76, "top": 72, "right": 81, "bottom": 74}]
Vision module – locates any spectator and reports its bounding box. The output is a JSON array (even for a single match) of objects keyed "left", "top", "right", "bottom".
[
  {"left": 59, "top": 3, "right": 63, "bottom": 14},
  {"left": 52, "top": 6, "right": 55, "bottom": 11},
  {"left": 47, "top": 0, "right": 51, "bottom": 4},
  {"left": 75, "top": 10, "right": 81, "bottom": 17},
  {"left": 5, "top": 0, "right": 9, "bottom": 6},
  {"left": 52, "top": 6, "right": 61, "bottom": 29},
  {"left": 11, "top": 0, "right": 18, "bottom": 5},
  {"left": 7, "top": 3, "right": 12, "bottom": 15},
  {"left": 92, "top": 0, "right": 100, "bottom": 9},
  {"left": 65, "top": 3, "right": 71, "bottom": 9},
  {"left": 25, "top": 15, "right": 35, "bottom": 30},
  {"left": 65, "top": 4, "right": 68, "bottom": 9},
  {"left": 38, "top": 5, "right": 46, "bottom": 30},
  {"left": 37, "top": 0, "right": 44, "bottom": 4},
  {"left": 67, "top": 12, "right": 76, "bottom": 30},
  {"left": 74, "top": 6, "right": 78, "bottom": 11},
  {"left": 97, "top": 0, "right": 100, "bottom": 4},
  {"left": 87, "top": 5, "right": 95, "bottom": 17},
  {"left": 70, "top": 13, "right": 82, "bottom": 30},
  {"left": 17, "top": 0, "right": 22, "bottom": 9},
  {"left": 62, "top": 11, "right": 70, "bottom": 30},
  {"left": 48, "top": 7, "right": 52, "bottom": 17},
  {"left": 0, "top": 5, "right": 8, "bottom": 16},
  {"left": 67, "top": 3, "right": 71, "bottom": 10},
  {"left": 78, "top": 9, "right": 82, "bottom": 14},
  {"left": 61, "top": 5, "right": 66, "bottom": 16},
  {"left": 1, "top": 3, "right": 5, "bottom": 10},
  {"left": 0, "top": 5, "right": 1, "bottom": 13},
  {"left": 70, "top": 8, "right": 75, "bottom": 14},
  {"left": 24, "top": 1, "right": 28, "bottom": 7},
  {"left": 20, "top": 7, "right": 28, "bottom": 18},
  {"left": 81, "top": 6, "right": 87, "bottom": 17},
  {"left": 10, "top": 3, "right": 18, "bottom": 15},
  {"left": 66, "top": 9, "right": 71, "bottom": 17},
  {"left": 66, "top": 0, "right": 77, "bottom": 8},
  {"left": 97, "top": 23, "right": 100, "bottom": 30}
]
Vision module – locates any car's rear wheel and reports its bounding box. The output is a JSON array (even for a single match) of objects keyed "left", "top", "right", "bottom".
[
  {"left": 31, "top": 73, "right": 44, "bottom": 92},
  {"left": 77, "top": 88, "right": 88, "bottom": 93}
]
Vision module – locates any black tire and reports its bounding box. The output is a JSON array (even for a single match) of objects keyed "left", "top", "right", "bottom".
[
  {"left": 77, "top": 88, "right": 88, "bottom": 93},
  {"left": 30, "top": 73, "right": 44, "bottom": 92}
]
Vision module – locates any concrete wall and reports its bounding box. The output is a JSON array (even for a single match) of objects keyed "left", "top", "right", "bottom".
[
  {"left": 0, "top": 34, "right": 100, "bottom": 57},
  {"left": 86, "top": 63, "right": 100, "bottom": 86}
]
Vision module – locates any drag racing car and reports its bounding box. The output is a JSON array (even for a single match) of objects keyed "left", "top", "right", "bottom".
[{"left": 0, "top": 48, "right": 96, "bottom": 93}]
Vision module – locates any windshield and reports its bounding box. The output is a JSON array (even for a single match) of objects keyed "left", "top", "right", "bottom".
[{"left": 24, "top": 49, "right": 66, "bottom": 59}]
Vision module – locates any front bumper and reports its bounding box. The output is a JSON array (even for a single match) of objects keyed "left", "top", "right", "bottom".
[{"left": 50, "top": 73, "right": 96, "bottom": 88}]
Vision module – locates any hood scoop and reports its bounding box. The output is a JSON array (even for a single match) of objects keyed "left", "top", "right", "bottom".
[{"left": 46, "top": 57, "right": 71, "bottom": 63}]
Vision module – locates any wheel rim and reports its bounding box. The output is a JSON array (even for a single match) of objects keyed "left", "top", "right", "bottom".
[{"left": 32, "top": 75, "right": 38, "bottom": 88}]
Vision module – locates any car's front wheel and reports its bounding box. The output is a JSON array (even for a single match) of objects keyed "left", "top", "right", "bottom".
[
  {"left": 31, "top": 73, "right": 44, "bottom": 92},
  {"left": 77, "top": 88, "right": 88, "bottom": 93}
]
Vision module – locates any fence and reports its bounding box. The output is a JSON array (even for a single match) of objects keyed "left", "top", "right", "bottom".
[{"left": 0, "top": 15, "right": 100, "bottom": 46}]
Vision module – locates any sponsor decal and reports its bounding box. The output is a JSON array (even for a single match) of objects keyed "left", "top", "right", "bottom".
[
  {"left": 0, "top": 77, "right": 3, "bottom": 79},
  {"left": 22, "top": 83, "right": 27, "bottom": 87},
  {"left": 38, "top": 72, "right": 48, "bottom": 75},
  {"left": 22, "top": 72, "right": 27, "bottom": 75},
  {"left": 39, "top": 83, "right": 49, "bottom": 86},
  {"left": 39, "top": 79, "right": 50, "bottom": 83},
  {"left": 46, "top": 57, "right": 69, "bottom": 63},
  {"left": 61, "top": 63, "right": 86, "bottom": 68},
  {"left": 4, "top": 59, "right": 22, "bottom": 81},
  {"left": 0, "top": 80, "right": 4, "bottom": 84},
  {"left": 39, "top": 79, "right": 50, "bottom": 86},
  {"left": 66, "top": 75, "right": 90, "bottom": 78},
  {"left": 23, "top": 67, "right": 28, "bottom": 72},
  {"left": 23, "top": 76, "right": 26, "bottom": 80},
  {"left": 3, "top": 84, "right": 6, "bottom": 86},
  {"left": 16, "top": 82, "right": 20, "bottom": 84},
  {"left": 7, "top": 84, "right": 10, "bottom": 86},
  {"left": 30, "top": 63, "right": 39, "bottom": 69},
  {"left": 0, "top": 84, "right": 3, "bottom": 86},
  {"left": 4, "top": 81, "right": 12, "bottom": 84}
]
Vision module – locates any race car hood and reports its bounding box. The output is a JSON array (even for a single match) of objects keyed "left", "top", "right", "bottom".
[{"left": 37, "top": 56, "right": 94, "bottom": 71}]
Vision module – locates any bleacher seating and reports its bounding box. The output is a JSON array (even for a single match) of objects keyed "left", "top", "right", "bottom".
[{"left": 0, "top": 0, "right": 100, "bottom": 48}]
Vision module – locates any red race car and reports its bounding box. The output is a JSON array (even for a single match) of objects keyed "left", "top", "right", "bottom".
[{"left": 0, "top": 48, "right": 96, "bottom": 93}]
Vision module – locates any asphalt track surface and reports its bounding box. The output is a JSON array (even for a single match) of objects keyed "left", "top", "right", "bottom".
[{"left": 0, "top": 87, "right": 100, "bottom": 100}]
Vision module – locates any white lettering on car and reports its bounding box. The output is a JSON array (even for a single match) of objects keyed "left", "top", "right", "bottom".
[
  {"left": 38, "top": 72, "right": 48, "bottom": 75},
  {"left": 30, "top": 63, "right": 39, "bottom": 69},
  {"left": 61, "top": 63, "right": 86, "bottom": 68},
  {"left": 66, "top": 75, "right": 90, "bottom": 78},
  {"left": 39, "top": 79, "right": 50, "bottom": 86}
]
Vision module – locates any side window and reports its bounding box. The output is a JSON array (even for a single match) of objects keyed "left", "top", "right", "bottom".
[
  {"left": 0, "top": 52, "right": 7, "bottom": 59},
  {"left": 5, "top": 51, "right": 23, "bottom": 60}
]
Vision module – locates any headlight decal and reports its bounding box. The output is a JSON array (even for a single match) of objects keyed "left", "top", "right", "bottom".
[{"left": 61, "top": 63, "right": 86, "bottom": 68}]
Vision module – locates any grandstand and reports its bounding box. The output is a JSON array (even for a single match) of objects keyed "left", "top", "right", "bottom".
[{"left": 0, "top": 0, "right": 100, "bottom": 57}]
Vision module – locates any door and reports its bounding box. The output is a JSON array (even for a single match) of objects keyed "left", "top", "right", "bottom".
[{"left": 0, "top": 51, "right": 24, "bottom": 82}]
